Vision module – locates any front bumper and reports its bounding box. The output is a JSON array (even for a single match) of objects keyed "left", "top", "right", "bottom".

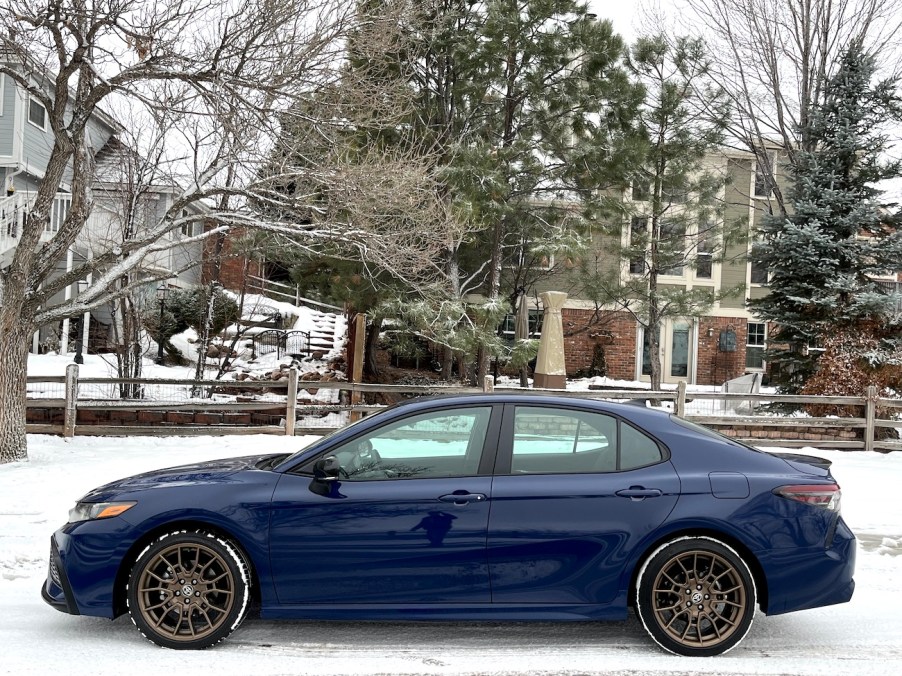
[
  {"left": 41, "top": 536, "right": 79, "bottom": 615},
  {"left": 40, "top": 520, "right": 134, "bottom": 619}
]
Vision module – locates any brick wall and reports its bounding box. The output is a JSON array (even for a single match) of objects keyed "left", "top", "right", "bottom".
[
  {"left": 560, "top": 309, "right": 750, "bottom": 386},
  {"left": 201, "top": 225, "right": 264, "bottom": 293},
  {"left": 696, "top": 317, "right": 749, "bottom": 385},
  {"left": 26, "top": 407, "right": 285, "bottom": 427},
  {"left": 562, "top": 309, "right": 637, "bottom": 380}
]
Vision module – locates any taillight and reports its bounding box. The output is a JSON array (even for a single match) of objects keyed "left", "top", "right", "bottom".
[{"left": 774, "top": 484, "right": 841, "bottom": 512}]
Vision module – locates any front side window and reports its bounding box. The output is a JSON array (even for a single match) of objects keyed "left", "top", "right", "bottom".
[
  {"left": 28, "top": 98, "right": 47, "bottom": 130},
  {"left": 509, "top": 407, "right": 664, "bottom": 474},
  {"left": 312, "top": 407, "right": 492, "bottom": 481}
]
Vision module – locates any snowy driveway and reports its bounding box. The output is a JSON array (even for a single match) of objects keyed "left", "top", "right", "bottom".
[{"left": 1, "top": 436, "right": 900, "bottom": 676}]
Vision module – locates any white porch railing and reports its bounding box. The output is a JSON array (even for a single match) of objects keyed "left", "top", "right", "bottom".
[{"left": 0, "top": 191, "right": 72, "bottom": 266}]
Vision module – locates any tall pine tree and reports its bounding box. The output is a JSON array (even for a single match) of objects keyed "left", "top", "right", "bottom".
[{"left": 749, "top": 42, "right": 902, "bottom": 392}]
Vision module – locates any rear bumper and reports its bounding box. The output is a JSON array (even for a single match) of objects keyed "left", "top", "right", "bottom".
[{"left": 762, "top": 517, "right": 856, "bottom": 615}]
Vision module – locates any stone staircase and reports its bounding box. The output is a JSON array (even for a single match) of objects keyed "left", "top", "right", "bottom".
[{"left": 306, "top": 309, "right": 346, "bottom": 357}]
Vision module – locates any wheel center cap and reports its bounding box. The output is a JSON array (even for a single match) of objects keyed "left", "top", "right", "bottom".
[
  {"left": 692, "top": 592, "right": 703, "bottom": 604},
  {"left": 182, "top": 584, "right": 194, "bottom": 596}
]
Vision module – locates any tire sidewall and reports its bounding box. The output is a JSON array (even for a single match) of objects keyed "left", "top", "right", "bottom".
[
  {"left": 636, "top": 536, "right": 757, "bottom": 657},
  {"left": 126, "top": 530, "right": 250, "bottom": 650}
]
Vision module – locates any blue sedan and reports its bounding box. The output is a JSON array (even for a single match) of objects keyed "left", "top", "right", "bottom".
[{"left": 42, "top": 395, "right": 855, "bottom": 655}]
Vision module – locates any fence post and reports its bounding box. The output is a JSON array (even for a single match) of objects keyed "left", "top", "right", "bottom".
[
  {"left": 64, "top": 363, "right": 78, "bottom": 438},
  {"left": 864, "top": 384, "right": 877, "bottom": 452},
  {"left": 482, "top": 375, "right": 495, "bottom": 393},
  {"left": 675, "top": 380, "right": 686, "bottom": 418},
  {"left": 349, "top": 313, "right": 366, "bottom": 423},
  {"left": 285, "top": 366, "right": 298, "bottom": 436}
]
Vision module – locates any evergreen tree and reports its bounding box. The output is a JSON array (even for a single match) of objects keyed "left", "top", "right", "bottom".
[
  {"left": 749, "top": 42, "right": 902, "bottom": 392},
  {"left": 262, "top": 1, "right": 644, "bottom": 384},
  {"left": 578, "top": 35, "right": 740, "bottom": 390}
]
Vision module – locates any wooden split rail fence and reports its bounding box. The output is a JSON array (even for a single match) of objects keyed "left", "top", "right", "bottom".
[{"left": 24, "top": 367, "right": 902, "bottom": 452}]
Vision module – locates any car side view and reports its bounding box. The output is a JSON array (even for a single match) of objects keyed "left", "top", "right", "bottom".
[{"left": 43, "top": 395, "right": 855, "bottom": 655}]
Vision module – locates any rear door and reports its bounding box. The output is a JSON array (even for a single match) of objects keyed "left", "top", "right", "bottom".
[{"left": 487, "top": 404, "right": 680, "bottom": 605}]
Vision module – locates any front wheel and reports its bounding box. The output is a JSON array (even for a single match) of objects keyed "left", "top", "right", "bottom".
[
  {"left": 636, "top": 537, "right": 757, "bottom": 656},
  {"left": 127, "top": 531, "right": 250, "bottom": 649}
]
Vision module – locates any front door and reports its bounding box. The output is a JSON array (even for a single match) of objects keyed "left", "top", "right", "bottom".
[{"left": 269, "top": 405, "right": 498, "bottom": 605}]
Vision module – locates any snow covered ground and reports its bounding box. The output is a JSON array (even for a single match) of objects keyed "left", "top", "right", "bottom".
[{"left": 1, "top": 435, "right": 900, "bottom": 676}]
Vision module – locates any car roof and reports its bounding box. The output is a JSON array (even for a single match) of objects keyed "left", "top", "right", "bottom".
[{"left": 393, "top": 392, "right": 672, "bottom": 424}]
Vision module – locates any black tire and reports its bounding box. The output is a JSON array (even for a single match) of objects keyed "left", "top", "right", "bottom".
[
  {"left": 127, "top": 531, "right": 250, "bottom": 649},
  {"left": 636, "top": 536, "right": 756, "bottom": 656}
]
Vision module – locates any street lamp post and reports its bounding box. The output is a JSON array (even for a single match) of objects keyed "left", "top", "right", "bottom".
[
  {"left": 73, "top": 280, "right": 88, "bottom": 365},
  {"left": 156, "top": 284, "right": 170, "bottom": 365}
]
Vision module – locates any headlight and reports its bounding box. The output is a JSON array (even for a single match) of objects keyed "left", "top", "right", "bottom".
[{"left": 68, "top": 501, "right": 136, "bottom": 523}]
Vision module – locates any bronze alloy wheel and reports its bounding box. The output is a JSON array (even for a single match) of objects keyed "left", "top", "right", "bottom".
[
  {"left": 127, "top": 532, "right": 249, "bottom": 649},
  {"left": 637, "top": 537, "right": 756, "bottom": 656}
]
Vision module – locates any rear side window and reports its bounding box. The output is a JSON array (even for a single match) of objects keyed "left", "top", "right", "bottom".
[
  {"left": 509, "top": 406, "right": 664, "bottom": 474},
  {"left": 620, "top": 423, "right": 663, "bottom": 470}
]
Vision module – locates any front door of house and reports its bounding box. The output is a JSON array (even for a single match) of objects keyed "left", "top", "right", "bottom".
[{"left": 639, "top": 320, "right": 695, "bottom": 384}]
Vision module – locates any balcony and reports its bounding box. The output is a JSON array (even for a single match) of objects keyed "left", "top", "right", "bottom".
[{"left": 0, "top": 191, "right": 72, "bottom": 267}]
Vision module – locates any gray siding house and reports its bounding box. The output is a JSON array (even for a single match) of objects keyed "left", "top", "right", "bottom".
[{"left": 0, "top": 65, "right": 205, "bottom": 357}]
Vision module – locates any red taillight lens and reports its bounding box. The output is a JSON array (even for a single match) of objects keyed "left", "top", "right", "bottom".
[{"left": 774, "top": 484, "right": 841, "bottom": 512}]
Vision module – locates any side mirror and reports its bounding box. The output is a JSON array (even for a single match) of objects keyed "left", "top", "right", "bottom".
[{"left": 313, "top": 456, "right": 341, "bottom": 482}]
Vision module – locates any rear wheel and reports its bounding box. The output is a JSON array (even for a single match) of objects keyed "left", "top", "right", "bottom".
[
  {"left": 636, "top": 537, "right": 756, "bottom": 656},
  {"left": 127, "top": 531, "right": 250, "bottom": 649}
]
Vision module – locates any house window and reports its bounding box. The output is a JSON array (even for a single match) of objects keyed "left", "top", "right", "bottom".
[
  {"left": 179, "top": 209, "right": 194, "bottom": 237},
  {"left": 659, "top": 220, "right": 685, "bottom": 276},
  {"left": 28, "top": 98, "right": 47, "bottom": 130},
  {"left": 499, "top": 309, "right": 543, "bottom": 338},
  {"left": 696, "top": 237, "right": 713, "bottom": 279},
  {"left": 754, "top": 154, "right": 774, "bottom": 198},
  {"left": 662, "top": 179, "right": 687, "bottom": 204},
  {"left": 510, "top": 237, "right": 554, "bottom": 270},
  {"left": 631, "top": 180, "right": 650, "bottom": 201},
  {"left": 746, "top": 322, "right": 766, "bottom": 369},
  {"left": 629, "top": 217, "right": 647, "bottom": 274},
  {"left": 750, "top": 259, "right": 768, "bottom": 284}
]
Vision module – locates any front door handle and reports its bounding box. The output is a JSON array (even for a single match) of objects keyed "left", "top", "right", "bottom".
[
  {"left": 439, "top": 492, "right": 487, "bottom": 505},
  {"left": 616, "top": 487, "right": 663, "bottom": 501}
]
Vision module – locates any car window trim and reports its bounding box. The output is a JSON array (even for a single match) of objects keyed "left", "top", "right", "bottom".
[
  {"left": 289, "top": 402, "right": 504, "bottom": 480},
  {"left": 494, "top": 403, "right": 671, "bottom": 477}
]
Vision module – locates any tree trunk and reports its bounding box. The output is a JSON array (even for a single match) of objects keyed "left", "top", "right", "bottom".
[
  {"left": 0, "top": 322, "right": 35, "bottom": 463},
  {"left": 441, "top": 346, "right": 453, "bottom": 381},
  {"left": 363, "top": 316, "right": 382, "bottom": 380}
]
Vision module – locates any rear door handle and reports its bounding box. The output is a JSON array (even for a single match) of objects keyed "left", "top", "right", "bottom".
[
  {"left": 616, "top": 487, "right": 663, "bottom": 500},
  {"left": 439, "top": 492, "right": 487, "bottom": 505}
]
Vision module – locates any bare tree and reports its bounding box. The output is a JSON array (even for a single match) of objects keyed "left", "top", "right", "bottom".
[
  {"left": 0, "top": 0, "right": 451, "bottom": 463},
  {"left": 683, "top": 0, "right": 902, "bottom": 214}
]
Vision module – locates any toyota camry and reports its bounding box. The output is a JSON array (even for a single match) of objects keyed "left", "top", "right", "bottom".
[{"left": 43, "top": 394, "right": 855, "bottom": 655}]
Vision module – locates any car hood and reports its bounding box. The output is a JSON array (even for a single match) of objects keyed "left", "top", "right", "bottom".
[{"left": 78, "top": 454, "right": 276, "bottom": 502}]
